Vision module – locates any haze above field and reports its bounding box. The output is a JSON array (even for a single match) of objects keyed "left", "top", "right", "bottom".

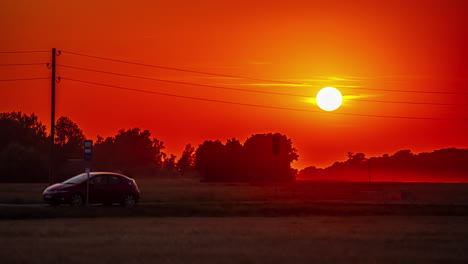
[{"left": 1, "top": 0, "right": 467, "bottom": 169}]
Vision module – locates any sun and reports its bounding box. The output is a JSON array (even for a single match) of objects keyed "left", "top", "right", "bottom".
[{"left": 316, "top": 87, "right": 342, "bottom": 111}]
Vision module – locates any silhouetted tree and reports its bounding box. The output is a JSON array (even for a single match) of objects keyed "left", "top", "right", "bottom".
[
  {"left": 0, "top": 112, "right": 47, "bottom": 151},
  {"left": 176, "top": 144, "right": 195, "bottom": 175},
  {"left": 195, "top": 133, "right": 298, "bottom": 182},
  {"left": 242, "top": 133, "right": 297, "bottom": 182},
  {"left": 0, "top": 141, "right": 46, "bottom": 182},
  {"left": 224, "top": 138, "right": 243, "bottom": 181},
  {"left": 393, "top": 149, "right": 413, "bottom": 159},
  {"left": 163, "top": 154, "right": 177, "bottom": 170},
  {"left": 93, "top": 128, "right": 166, "bottom": 175},
  {"left": 299, "top": 148, "right": 468, "bottom": 182},
  {"left": 345, "top": 152, "right": 367, "bottom": 167},
  {"left": 195, "top": 140, "right": 226, "bottom": 182},
  {"left": 0, "top": 112, "right": 48, "bottom": 182},
  {"left": 297, "top": 166, "right": 322, "bottom": 179},
  {"left": 55, "top": 116, "right": 86, "bottom": 159}
]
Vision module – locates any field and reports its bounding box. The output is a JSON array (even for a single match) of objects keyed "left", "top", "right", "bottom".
[
  {"left": 1, "top": 216, "right": 468, "bottom": 264},
  {"left": 2, "top": 179, "right": 468, "bottom": 263},
  {"left": 2, "top": 178, "right": 468, "bottom": 205}
]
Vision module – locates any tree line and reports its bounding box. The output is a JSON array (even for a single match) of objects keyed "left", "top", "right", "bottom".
[
  {"left": 0, "top": 112, "right": 297, "bottom": 183},
  {"left": 196, "top": 134, "right": 298, "bottom": 182},
  {"left": 298, "top": 149, "right": 468, "bottom": 182}
]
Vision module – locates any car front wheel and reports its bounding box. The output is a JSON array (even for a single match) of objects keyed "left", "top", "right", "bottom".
[
  {"left": 121, "top": 194, "right": 136, "bottom": 207},
  {"left": 70, "top": 193, "right": 83, "bottom": 207}
]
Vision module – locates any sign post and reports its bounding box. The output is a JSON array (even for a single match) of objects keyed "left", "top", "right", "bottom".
[
  {"left": 84, "top": 140, "right": 93, "bottom": 206},
  {"left": 85, "top": 167, "right": 90, "bottom": 206}
]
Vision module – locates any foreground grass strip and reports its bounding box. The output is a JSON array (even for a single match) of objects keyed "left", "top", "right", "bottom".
[{"left": 2, "top": 202, "right": 468, "bottom": 219}]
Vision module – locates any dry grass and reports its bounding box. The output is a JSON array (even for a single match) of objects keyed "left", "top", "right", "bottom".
[
  {"left": 0, "top": 182, "right": 48, "bottom": 203},
  {"left": 1, "top": 216, "right": 468, "bottom": 264},
  {"left": 2, "top": 178, "right": 468, "bottom": 204}
]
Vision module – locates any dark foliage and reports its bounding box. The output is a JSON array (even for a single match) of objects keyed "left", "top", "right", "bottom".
[
  {"left": 0, "top": 112, "right": 48, "bottom": 182},
  {"left": 195, "top": 133, "right": 298, "bottom": 182},
  {"left": 299, "top": 148, "right": 468, "bottom": 181},
  {"left": 163, "top": 154, "right": 177, "bottom": 169},
  {"left": 55, "top": 116, "right": 86, "bottom": 159},
  {"left": 176, "top": 144, "right": 195, "bottom": 175},
  {"left": 93, "top": 128, "right": 166, "bottom": 177},
  {"left": 0, "top": 142, "right": 46, "bottom": 182},
  {"left": 53, "top": 116, "right": 88, "bottom": 181},
  {"left": 0, "top": 112, "right": 47, "bottom": 151},
  {"left": 2, "top": 111, "right": 467, "bottom": 184}
]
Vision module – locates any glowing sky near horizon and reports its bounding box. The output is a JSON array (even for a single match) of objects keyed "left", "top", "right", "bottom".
[{"left": 1, "top": 0, "right": 467, "bottom": 169}]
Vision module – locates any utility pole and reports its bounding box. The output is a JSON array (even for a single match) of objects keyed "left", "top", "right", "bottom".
[{"left": 49, "top": 48, "right": 56, "bottom": 185}]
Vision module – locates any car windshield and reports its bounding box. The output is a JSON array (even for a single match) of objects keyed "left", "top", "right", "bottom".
[{"left": 62, "top": 173, "right": 90, "bottom": 184}]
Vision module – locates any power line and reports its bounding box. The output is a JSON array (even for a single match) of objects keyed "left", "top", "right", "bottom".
[
  {"left": 57, "top": 64, "right": 313, "bottom": 98},
  {"left": 345, "top": 86, "right": 468, "bottom": 95},
  {"left": 353, "top": 98, "right": 468, "bottom": 106},
  {"left": 0, "top": 51, "right": 49, "bottom": 54},
  {"left": 58, "top": 64, "right": 468, "bottom": 106},
  {"left": 61, "top": 77, "right": 468, "bottom": 121},
  {"left": 61, "top": 50, "right": 306, "bottom": 85},
  {"left": 0, "top": 63, "right": 48, "bottom": 66},
  {"left": 62, "top": 51, "right": 468, "bottom": 96},
  {"left": 0, "top": 77, "right": 49, "bottom": 82}
]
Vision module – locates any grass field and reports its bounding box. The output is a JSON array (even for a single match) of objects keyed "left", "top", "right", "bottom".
[
  {"left": 2, "top": 178, "right": 468, "bottom": 204},
  {"left": 2, "top": 179, "right": 468, "bottom": 263},
  {"left": 1, "top": 216, "right": 467, "bottom": 264}
]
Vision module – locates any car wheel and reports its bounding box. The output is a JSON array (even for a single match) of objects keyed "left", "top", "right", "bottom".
[
  {"left": 121, "top": 194, "right": 136, "bottom": 207},
  {"left": 70, "top": 193, "right": 83, "bottom": 207}
]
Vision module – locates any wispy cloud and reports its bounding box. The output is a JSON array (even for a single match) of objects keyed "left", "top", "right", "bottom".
[
  {"left": 327, "top": 77, "right": 347, "bottom": 81},
  {"left": 282, "top": 78, "right": 343, "bottom": 82},
  {"left": 333, "top": 85, "right": 362, "bottom": 88},
  {"left": 343, "top": 94, "right": 380, "bottom": 100},
  {"left": 340, "top": 76, "right": 378, "bottom": 80},
  {"left": 377, "top": 74, "right": 431, "bottom": 80},
  {"left": 198, "top": 76, "right": 245, "bottom": 80},
  {"left": 235, "top": 83, "right": 315, "bottom": 87},
  {"left": 341, "top": 93, "right": 383, "bottom": 106},
  {"left": 303, "top": 93, "right": 381, "bottom": 106},
  {"left": 282, "top": 76, "right": 367, "bottom": 83}
]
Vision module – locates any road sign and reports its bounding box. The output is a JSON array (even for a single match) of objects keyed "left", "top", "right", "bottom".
[{"left": 84, "top": 140, "right": 93, "bottom": 162}]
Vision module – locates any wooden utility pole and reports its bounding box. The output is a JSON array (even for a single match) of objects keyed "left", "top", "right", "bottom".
[{"left": 49, "top": 48, "right": 56, "bottom": 185}]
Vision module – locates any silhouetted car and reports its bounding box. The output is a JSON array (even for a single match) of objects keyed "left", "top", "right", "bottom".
[{"left": 43, "top": 172, "right": 140, "bottom": 207}]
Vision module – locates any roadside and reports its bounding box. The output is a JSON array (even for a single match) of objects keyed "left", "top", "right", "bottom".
[
  {"left": 2, "top": 201, "right": 468, "bottom": 219},
  {"left": 2, "top": 216, "right": 468, "bottom": 264}
]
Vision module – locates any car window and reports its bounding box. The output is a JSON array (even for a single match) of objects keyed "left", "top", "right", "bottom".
[
  {"left": 90, "top": 175, "right": 106, "bottom": 185},
  {"left": 63, "top": 173, "right": 87, "bottom": 184},
  {"left": 108, "top": 175, "right": 120, "bottom": 184}
]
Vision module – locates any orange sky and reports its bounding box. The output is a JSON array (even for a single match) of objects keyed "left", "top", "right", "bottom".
[{"left": 1, "top": 0, "right": 467, "bottom": 169}]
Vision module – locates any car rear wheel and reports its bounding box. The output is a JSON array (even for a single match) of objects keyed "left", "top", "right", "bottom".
[
  {"left": 121, "top": 194, "right": 136, "bottom": 207},
  {"left": 70, "top": 193, "right": 83, "bottom": 207}
]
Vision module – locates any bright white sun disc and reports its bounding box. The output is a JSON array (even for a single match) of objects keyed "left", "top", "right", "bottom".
[{"left": 316, "top": 87, "right": 342, "bottom": 111}]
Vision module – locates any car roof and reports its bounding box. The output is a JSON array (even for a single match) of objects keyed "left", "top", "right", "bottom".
[{"left": 88, "top": 172, "right": 132, "bottom": 180}]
